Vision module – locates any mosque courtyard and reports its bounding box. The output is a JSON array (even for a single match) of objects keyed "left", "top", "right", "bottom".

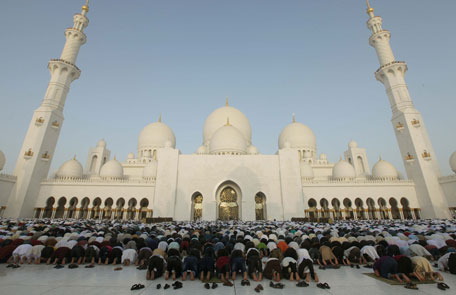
[{"left": 0, "top": 261, "right": 454, "bottom": 295}]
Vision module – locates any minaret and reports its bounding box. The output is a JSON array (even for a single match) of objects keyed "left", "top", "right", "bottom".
[
  {"left": 5, "top": 1, "right": 91, "bottom": 218},
  {"left": 366, "top": 1, "right": 450, "bottom": 218}
]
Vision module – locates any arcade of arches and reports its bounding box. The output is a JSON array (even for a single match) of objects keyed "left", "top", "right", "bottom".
[
  {"left": 304, "top": 197, "right": 420, "bottom": 221},
  {"left": 35, "top": 189, "right": 269, "bottom": 221},
  {"left": 35, "top": 197, "right": 154, "bottom": 221}
]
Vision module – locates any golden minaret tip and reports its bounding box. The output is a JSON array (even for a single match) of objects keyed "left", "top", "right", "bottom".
[
  {"left": 292, "top": 113, "right": 296, "bottom": 123},
  {"left": 158, "top": 114, "right": 162, "bottom": 123},
  {"left": 82, "top": 0, "right": 90, "bottom": 13},
  {"left": 225, "top": 97, "right": 229, "bottom": 107},
  {"left": 366, "top": 0, "right": 374, "bottom": 14}
]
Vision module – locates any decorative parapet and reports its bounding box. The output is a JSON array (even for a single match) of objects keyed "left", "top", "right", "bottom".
[
  {"left": 439, "top": 174, "right": 456, "bottom": 184},
  {"left": 42, "top": 177, "right": 156, "bottom": 185},
  {"left": 0, "top": 173, "right": 17, "bottom": 182},
  {"left": 302, "top": 178, "right": 414, "bottom": 185}
]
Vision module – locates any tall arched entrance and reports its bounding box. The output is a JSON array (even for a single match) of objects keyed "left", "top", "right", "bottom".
[
  {"left": 217, "top": 183, "right": 241, "bottom": 221},
  {"left": 255, "top": 192, "right": 266, "bottom": 220},
  {"left": 191, "top": 193, "right": 203, "bottom": 221}
]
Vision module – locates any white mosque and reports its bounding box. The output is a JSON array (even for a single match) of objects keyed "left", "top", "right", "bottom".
[{"left": 0, "top": 2, "right": 455, "bottom": 222}]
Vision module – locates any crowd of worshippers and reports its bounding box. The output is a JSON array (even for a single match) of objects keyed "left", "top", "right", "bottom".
[{"left": 1, "top": 219, "right": 456, "bottom": 290}]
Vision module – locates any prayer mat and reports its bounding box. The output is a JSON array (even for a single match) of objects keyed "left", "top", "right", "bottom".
[{"left": 363, "top": 273, "right": 436, "bottom": 285}]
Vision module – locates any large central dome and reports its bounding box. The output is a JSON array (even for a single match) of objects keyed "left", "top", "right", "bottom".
[{"left": 203, "top": 100, "right": 251, "bottom": 145}]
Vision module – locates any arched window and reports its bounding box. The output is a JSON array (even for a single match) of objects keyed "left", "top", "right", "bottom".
[
  {"left": 90, "top": 155, "right": 98, "bottom": 172},
  {"left": 357, "top": 156, "right": 366, "bottom": 173},
  {"left": 331, "top": 199, "right": 341, "bottom": 220}
]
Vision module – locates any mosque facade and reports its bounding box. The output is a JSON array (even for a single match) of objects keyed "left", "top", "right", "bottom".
[{"left": 1, "top": 2, "right": 455, "bottom": 222}]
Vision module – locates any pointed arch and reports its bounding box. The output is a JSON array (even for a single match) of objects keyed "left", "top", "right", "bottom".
[
  {"left": 216, "top": 181, "right": 242, "bottom": 221},
  {"left": 255, "top": 192, "right": 266, "bottom": 220},
  {"left": 191, "top": 192, "right": 203, "bottom": 221}
]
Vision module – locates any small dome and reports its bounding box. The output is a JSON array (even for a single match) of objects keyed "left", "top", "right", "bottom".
[
  {"left": 319, "top": 153, "right": 327, "bottom": 160},
  {"left": 332, "top": 158, "right": 356, "bottom": 179},
  {"left": 100, "top": 158, "right": 124, "bottom": 179},
  {"left": 97, "top": 139, "right": 107, "bottom": 148},
  {"left": 0, "top": 150, "right": 5, "bottom": 171},
  {"left": 300, "top": 162, "right": 314, "bottom": 179},
  {"left": 127, "top": 152, "right": 135, "bottom": 159},
  {"left": 248, "top": 145, "right": 259, "bottom": 155},
  {"left": 209, "top": 123, "right": 247, "bottom": 154},
  {"left": 449, "top": 152, "right": 456, "bottom": 173},
  {"left": 348, "top": 140, "right": 358, "bottom": 148},
  {"left": 143, "top": 160, "right": 158, "bottom": 179},
  {"left": 203, "top": 102, "right": 251, "bottom": 145},
  {"left": 56, "top": 157, "right": 83, "bottom": 179},
  {"left": 196, "top": 145, "right": 206, "bottom": 154},
  {"left": 138, "top": 121, "right": 176, "bottom": 151},
  {"left": 279, "top": 121, "right": 316, "bottom": 151},
  {"left": 372, "top": 157, "right": 398, "bottom": 180}
]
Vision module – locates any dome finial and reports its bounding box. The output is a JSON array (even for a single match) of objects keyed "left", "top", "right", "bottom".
[
  {"left": 339, "top": 156, "right": 343, "bottom": 161},
  {"left": 73, "top": 154, "right": 77, "bottom": 160},
  {"left": 225, "top": 96, "right": 229, "bottom": 107},
  {"left": 292, "top": 113, "right": 296, "bottom": 123},
  {"left": 366, "top": 0, "right": 374, "bottom": 15},
  {"left": 226, "top": 117, "right": 231, "bottom": 126},
  {"left": 379, "top": 155, "right": 382, "bottom": 161},
  {"left": 158, "top": 114, "right": 162, "bottom": 123},
  {"left": 113, "top": 155, "right": 116, "bottom": 161}
]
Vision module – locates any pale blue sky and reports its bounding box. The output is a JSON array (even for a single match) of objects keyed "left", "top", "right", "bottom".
[{"left": 1, "top": 0, "right": 455, "bottom": 176}]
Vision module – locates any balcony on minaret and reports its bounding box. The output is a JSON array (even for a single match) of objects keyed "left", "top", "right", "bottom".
[
  {"left": 395, "top": 122, "right": 404, "bottom": 131},
  {"left": 35, "top": 117, "right": 45, "bottom": 126},
  {"left": 51, "top": 121, "right": 60, "bottom": 129},
  {"left": 405, "top": 153, "right": 415, "bottom": 163},
  {"left": 411, "top": 119, "right": 420, "bottom": 127},
  {"left": 24, "top": 149, "right": 34, "bottom": 159},
  {"left": 41, "top": 152, "right": 51, "bottom": 162},
  {"left": 422, "top": 150, "right": 431, "bottom": 161}
]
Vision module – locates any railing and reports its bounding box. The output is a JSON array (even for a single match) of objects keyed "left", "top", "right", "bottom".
[
  {"left": 376, "top": 61, "right": 406, "bottom": 73},
  {"left": 49, "top": 59, "right": 81, "bottom": 72}
]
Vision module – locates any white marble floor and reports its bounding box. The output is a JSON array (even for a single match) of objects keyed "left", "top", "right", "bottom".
[{"left": 0, "top": 264, "right": 455, "bottom": 295}]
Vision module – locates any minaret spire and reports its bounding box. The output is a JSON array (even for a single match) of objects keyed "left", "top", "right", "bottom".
[
  {"left": 366, "top": 0, "right": 375, "bottom": 18},
  {"left": 366, "top": 6, "right": 450, "bottom": 219},
  {"left": 4, "top": 3, "right": 91, "bottom": 218},
  {"left": 225, "top": 97, "right": 229, "bottom": 107}
]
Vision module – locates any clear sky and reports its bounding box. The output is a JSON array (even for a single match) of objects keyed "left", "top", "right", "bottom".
[{"left": 1, "top": 0, "right": 455, "bottom": 176}]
